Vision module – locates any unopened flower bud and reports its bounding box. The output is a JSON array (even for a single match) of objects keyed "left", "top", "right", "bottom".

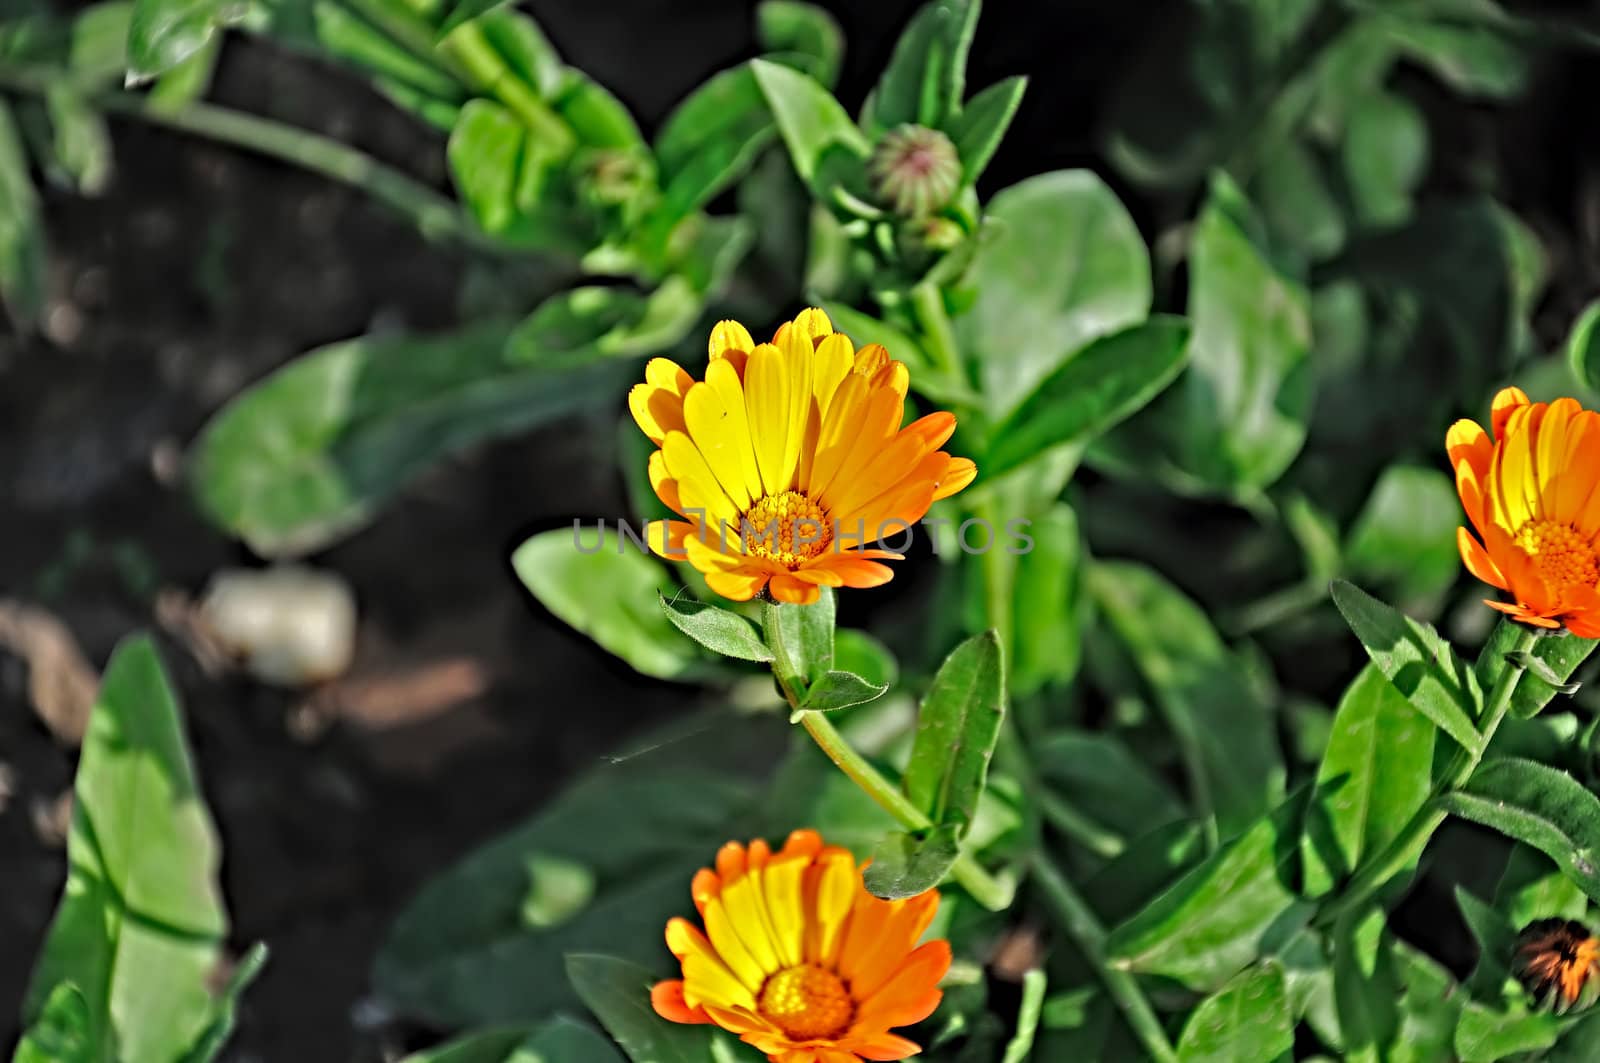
[{"left": 868, "top": 125, "right": 961, "bottom": 218}]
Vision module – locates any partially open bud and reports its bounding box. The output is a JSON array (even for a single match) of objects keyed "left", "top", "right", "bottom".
[{"left": 869, "top": 125, "right": 961, "bottom": 218}]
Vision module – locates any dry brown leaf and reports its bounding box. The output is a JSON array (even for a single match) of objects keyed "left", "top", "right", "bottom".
[{"left": 0, "top": 599, "right": 100, "bottom": 745}]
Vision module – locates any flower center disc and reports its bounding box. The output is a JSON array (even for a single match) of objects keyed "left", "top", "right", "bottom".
[
  {"left": 1515, "top": 519, "right": 1600, "bottom": 595},
  {"left": 758, "top": 964, "right": 854, "bottom": 1041},
  {"left": 742, "top": 491, "right": 833, "bottom": 566}
]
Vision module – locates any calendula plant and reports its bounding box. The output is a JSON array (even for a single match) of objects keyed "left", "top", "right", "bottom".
[{"left": 16, "top": 0, "right": 1600, "bottom": 1060}]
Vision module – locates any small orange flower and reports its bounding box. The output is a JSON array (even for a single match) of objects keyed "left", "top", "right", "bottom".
[
  {"left": 1448, "top": 386, "right": 1600, "bottom": 636},
  {"left": 628, "top": 309, "right": 976, "bottom": 605},
  {"left": 1514, "top": 918, "right": 1600, "bottom": 1010},
  {"left": 651, "top": 829, "right": 951, "bottom": 1063}
]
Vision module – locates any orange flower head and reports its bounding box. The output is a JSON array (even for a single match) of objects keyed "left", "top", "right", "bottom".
[
  {"left": 651, "top": 829, "right": 952, "bottom": 1062},
  {"left": 1449, "top": 386, "right": 1600, "bottom": 636},
  {"left": 628, "top": 309, "right": 977, "bottom": 605},
  {"left": 1514, "top": 917, "right": 1600, "bottom": 1011}
]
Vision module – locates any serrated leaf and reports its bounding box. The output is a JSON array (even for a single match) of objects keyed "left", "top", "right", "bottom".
[
  {"left": 750, "top": 58, "right": 869, "bottom": 187},
  {"left": 567, "top": 954, "right": 717, "bottom": 1063},
  {"left": 860, "top": 0, "right": 977, "bottom": 134},
  {"left": 984, "top": 318, "right": 1190, "bottom": 479},
  {"left": 1329, "top": 580, "right": 1484, "bottom": 754},
  {"left": 22, "top": 635, "right": 227, "bottom": 1062},
  {"left": 659, "top": 593, "right": 772, "bottom": 664},
  {"left": 800, "top": 670, "right": 888, "bottom": 713},
  {"left": 953, "top": 169, "right": 1153, "bottom": 418},
  {"left": 862, "top": 825, "right": 961, "bottom": 900},
  {"left": 514, "top": 530, "right": 698, "bottom": 681},
  {"left": 903, "top": 631, "right": 1004, "bottom": 839},
  {"left": 1439, "top": 758, "right": 1600, "bottom": 904},
  {"left": 945, "top": 74, "right": 1026, "bottom": 185},
  {"left": 1302, "top": 665, "right": 1437, "bottom": 897},
  {"left": 1106, "top": 794, "right": 1311, "bottom": 992},
  {"left": 1091, "top": 562, "right": 1284, "bottom": 837},
  {"left": 1175, "top": 962, "right": 1293, "bottom": 1063}
]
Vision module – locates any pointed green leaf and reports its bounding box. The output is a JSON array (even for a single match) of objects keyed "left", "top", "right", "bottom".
[
  {"left": 800, "top": 670, "right": 888, "bottom": 713},
  {"left": 1329, "top": 580, "right": 1484, "bottom": 754},
  {"left": 903, "top": 631, "right": 1004, "bottom": 838},
  {"left": 862, "top": 825, "right": 961, "bottom": 900},
  {"left": 179, "top": 942, "right": 268, "bottom": 1063},
  {"left": 567, "top": 954, "right": 716, "bottom": 1063},
  {"left": 22, "top": 635, "right": 227, "bottom": 1063},
  {"left": 1331, "top": 908, "right": 1399, "bottom": 1063},
  {"left": 984, "top": 318, "right": 1190, "bottom": 479},
  {"left": 860, "top": 0, "right": 978, "bottom": 134},
  {"left": 750, "top": 58, "right": 869, "bottom": 185},
  {"left": 651, "top": 64, "right": 777, "bottom": 231},
  {"left": 1495, "top": 845, "right": 1587, "bottom": 929},
  {"left": 127, "top": 0, "right": 227, "bottom": 81},
  {"left": 1175, "top": 962, "right": 1293, "bottom": 1063},
  {"left": 1302, "top": 665, "right": 1436, "bottom": 896},
  {"left": 1091, "top": 562, "right": 1284, "bottom": 836},
  {"left": 757, "top": 2, "right": 844, "bottom": 87},
  {"left": 1476, "top": 623, "right": 1597, "bottom": 720},
  {"left": 1106, "top": 795, "right": 1311, "bottom": 992},
  {"left": 1438, "top": 758, "right": 1600, "bottom": 904},
  {"left": 945, "top": 74, "right": 1027, "bottom": 184},
  {"left": 659, "top": 593, "right": 773, "bottom": 664},
  {"left": 1568, "top": 299, "right": 1600, "bottom": 391}
]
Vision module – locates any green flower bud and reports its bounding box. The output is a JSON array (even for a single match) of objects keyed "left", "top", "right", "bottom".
[{"left": 868, "top": 125, "right": 961, "bottom": 218}]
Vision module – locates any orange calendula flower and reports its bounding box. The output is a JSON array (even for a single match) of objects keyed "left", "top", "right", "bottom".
[
  {"left": 1449, "top": 386, "right": 1600, "bottom": 636},
  {"left": 628, "top": 308, "right": 977, "bottom": 604},
  {"left": 1514, "top": 917, "right": 1600, "bottom": 1011},
  {"left": 651, "top": 829, "right": 951, "bottom": 1063}
]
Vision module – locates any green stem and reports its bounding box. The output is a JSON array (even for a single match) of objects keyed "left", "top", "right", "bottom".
[
  {"left": 439, "top": 22, "right": 576, "bottom": 157},
  {"left": 1316, "top": 625, "right": 1539, "bottom": 928},
  {"left": 1036, "top": 788, "right": 1125, "bottom": 859},
  {"left": 1032, "top": 853, "right": 1178, "bottom": 1063},
  {"left": 0, "top": 64, "right": 486, "bottom": 247}
]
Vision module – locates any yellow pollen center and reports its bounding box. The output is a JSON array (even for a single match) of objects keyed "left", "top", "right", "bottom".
[
  {"left": 758, "top": 964, "right": 854, "bottom": 1041},
  {"left": 1514, "top": 519, "right": 1600, "bottom": 595},
  {"left": 742, "top": 490, "right": 833, "bottom": 566}
]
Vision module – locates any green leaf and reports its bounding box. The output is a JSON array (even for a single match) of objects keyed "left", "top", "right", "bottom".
[
  {"left": 862, "top": 824, "right": 961, "bottom": 900},
  {"left": 519, "top": 1017, "right": 626, "bottom": 1063},
  {"left": 1392, "top": 942, "right": 1461, "bottom": 1063},
  {"left": 1344, "top": 466, "right": 1460, "bottom": 604},
  {"left": 757, "top": 1, "right": 844, "bottom": 87},
  {"left": 1011, "top": 503, "right": 1088, "bottom": 696},
  {"left": 375, "top": 729, "right": 761, "bottom": 1026},
  {"left": 447, "top": 99, "right": 581, "bottom": 251},
  {"left": 651, "top": 64, "right": 777, "bottom": 231},
  {"left": 1331, "top": 908, "right": 1399, "bottom": 1063},
  {"left": 984, "top": 318, "right": 1190, "bottom": 479},
  {"left": 1106, "top": 794, "right": 1311, "bottom": 992},
  {"left": 13, "top": 982, "right": 92, "bottom": 1063},
  {"left": 1343, "top": 90, "right": 1429, "bottom": 227},
  {"left": 1329, "top": 581, "right": 1484, "bottom": 755},
  {"left": 1495, "top": 844, "right": 1587, "bottom": 929},
  {"left": 1302, "top": 665, "right": 1437, "bottom": 896},
  {"left": 127, "top": 0, "right": 226, "bottom": 80},
  {"left": 750, "top": 58, "right": 870, "bottom": 186},
  {"left": 514, "top": 530, "right": 698, "bottom": 681},
  {"left": 1091, "top": 562, "right": 1284, "bottom": 837},
  {"left": 22, "top": 635, "right": 227, "bottom": 1063},
  {"left": 1034, "top": 729, "right": 1186, "bottom": 843},
  {"left": 43, "top": 87, "right": 112, "bottom": 196},
  {"left": 1568, "top": 299, "right": 1600, "bottom": 392},
  {"left": 1455, "top": 1001, "right": 1562, "bottom": 1063},
  {"left": 800, "top": 670, "right": 888, "bottom": 713},
  {"left": 659, "top": 593, "right": 772, "bottom": 664},
  {"left": 953, "top": 169, "right": 1153, "bottom": 418},
  {"left": 833, "top": 629, "right": 897, "bottom": 692},
  {"left": 397, "top": 1026, "right": 539, "bottom": 1063},
  {"left": 1475, "top": 624, "right": 1597, "bottom": 721},
  {"left": 178, "top": 942, "right": 268, "bottom": 1063},
  {"left": 1254, "top": 140, "right": 1344, "bottom": 262},
  {"left": 188, "top": 322, "right": 633, "bottom": 556},
  {"left": 1138, "top": 171, "right": 1313, "bottom": 495},
  {"left": 567, "top": 954, "right": 717, "bottom": 1063},
  {"left": 1387, "top": 13, "right": 1528, "bottom": 100},
  {"left": 860, "top": 0, "right": 977, "bottom": 135},
  {"left": 1438, "top": 757, "right": 1600, "bottom": 904},
  {"left": 0, "top": 99, "right": 46, "bottom": 325},
  {"left": 903, "top": 631, "right": 1004, "bottom": 838},
  {"left": 1175, "top": 962, "right": 1293, "bottom": 1063},
  {"left": 945, "top": 74, "right": 1027, "bottom": 185},
  {"left": 765, "top": 587, "right": 835, "bottom": 690}
]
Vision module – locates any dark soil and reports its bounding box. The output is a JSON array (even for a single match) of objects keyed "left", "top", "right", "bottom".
[{"left": 2, "top": 1, "right": 1599, "bottom": 1059}]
